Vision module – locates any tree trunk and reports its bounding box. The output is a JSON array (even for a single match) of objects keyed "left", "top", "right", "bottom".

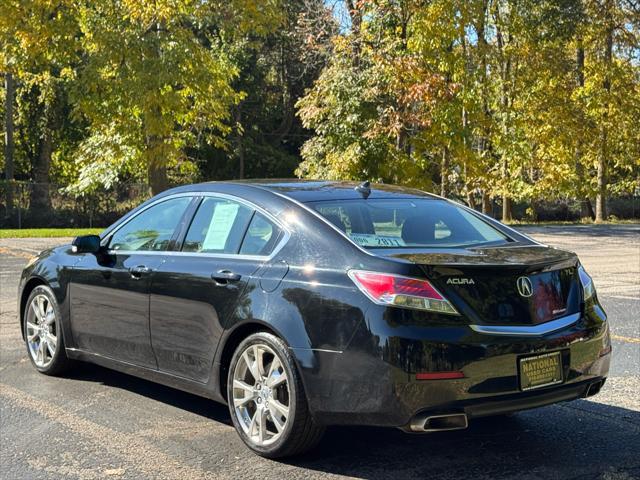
[
  {"left": 346, "top": 0, "right": 362, "bottom": 64},
  {"left": 148, "top": 158, "right": 168, "bottom": 196},
  {"left": 4, "top": 72, "right": 15, "bottom": 213},
  {"left": 595, "top": 151, "right": 607, "bottom": 222},
  {"left": 495, "top": 6, "right": 512, "bottom": 224},
  {"left": 146, "top": 22, "right": 170, "bottom": 196},
  {"left": 234, "top": 105, "right": 244, "bottom": 179},
  {"left": 146, "top": 137, "right": 168, "bottom": 195},
  {"left": 529, "top": 199, "right": 539, "bottom": 222},
  {"left": 482, "top": 192, "right": 491, "bottom": 215},
  {"left": 581, "top": 199, "right": 594, "bottom": 220},
  {"left": 576, "top": 40, "right": 585, "bottom": 88},
  {"left": 466, "top": 192, "right": 476, "bottom": 210},
  {"left": 396, "top": 128, "right": 408, "bottom": 156},
  {"left": 575, "top": 39, "right": 592, "bottom": 220},
  {"left": 476, "top": 2, "right": 493, "bottom": 216},
  {"left": 581, "top": 199, "right": 595, "bottom": 220},
  {"left": 501, "top": 149, "right": 512, "bottom": 222},
  {"left": 462, "top": 156, "right": 476, "bottom": 209},
  {"left": 461, "top": 104, "right": 475, "bottom": 208},
  {"left": 440, "top": 147, "right": 449, "bottom": 198},
  {"left": 30, "top": 130, "right": 52, "bottom": 212},
  {"left": 595, "top": 16, "right": 613, "bottom": 223},
  {"left": 237, "top": 140, "right": 245, "bottom": 180},
  {"left": 478, "top": 0, "right": 490, "bottom": 118},
  {"left": 502, "top": 194, "right": 512, "bottom": 222},
  {"left": 580, "top": 198, "right": 596, "bottom": 220}
]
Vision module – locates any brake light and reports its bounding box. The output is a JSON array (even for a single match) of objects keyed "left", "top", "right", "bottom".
[
  {"left": 578, "top": 265, "right": 595, "bottom": 301},
  {"left": 348, "top": 270, "right": 459, "bottom": 315}
]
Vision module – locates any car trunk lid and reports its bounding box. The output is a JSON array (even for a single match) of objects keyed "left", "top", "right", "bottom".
[{"left": 386, "top": 246, "right": 581, "bottom": 325}]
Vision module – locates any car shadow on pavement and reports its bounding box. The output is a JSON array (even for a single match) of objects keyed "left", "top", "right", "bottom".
[
  {"left": 65, "top": 362, "right": 233, "bottom": 426},
  {"left": 65, "top": 363, "right": 640, "bottom": 479},
  {"left": 285, "top": 403, "right": 640, "bottom": 479}
]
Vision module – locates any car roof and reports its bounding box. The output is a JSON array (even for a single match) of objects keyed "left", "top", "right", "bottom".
[{"left": 183, "top": 179, "right": 439, "bottom": 203}]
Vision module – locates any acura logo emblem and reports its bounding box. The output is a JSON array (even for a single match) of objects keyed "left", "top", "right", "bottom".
[{"left": 517, "top": 276, "right": 533, "bottom": 297}]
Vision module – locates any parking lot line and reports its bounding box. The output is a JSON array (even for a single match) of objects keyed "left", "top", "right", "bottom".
[
  {"left": 0, "top": 383, "right": 225, "bottom": 480},
  {"left": 0, "top": 246, "right": 34, "bottom": 259},
  {"left": 611, "top": 334, "right": 640, "bottom": 344}
]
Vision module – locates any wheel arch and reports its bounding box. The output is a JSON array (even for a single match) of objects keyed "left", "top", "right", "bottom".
[
  {"left": 217, "top": 321, "right": 284, "bottom": 402},
  {"left": 19, "top": 276, "right": 48, "bottom": 339}
]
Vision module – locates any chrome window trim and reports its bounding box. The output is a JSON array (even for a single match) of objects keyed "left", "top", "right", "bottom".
[
  {"left": 102, "top": 191, "right": 291, "bottom": 261},
  {"left": 470, "top": 312, "right": 581, "bottom": 336}
]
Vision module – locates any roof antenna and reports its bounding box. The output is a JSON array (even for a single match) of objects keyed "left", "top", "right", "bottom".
[{"left": 355, "top": 180, "right": 371, "bottom": 199}]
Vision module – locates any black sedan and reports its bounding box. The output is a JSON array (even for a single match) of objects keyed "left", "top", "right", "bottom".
[{"left": 18, "top": 180, "right": 611, "bottom": 457}]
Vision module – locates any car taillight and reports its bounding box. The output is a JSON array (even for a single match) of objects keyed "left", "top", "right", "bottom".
[
  {"left": 348, "top": 270, "right": 459, "bottom": 315},
  {"left": 578, "top": 265, "right": 596, "bottom": 301}
]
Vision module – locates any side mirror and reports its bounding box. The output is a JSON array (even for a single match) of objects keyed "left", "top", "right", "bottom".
[{"left": 71, "top": 235, "right": 102, "bottom": 254}]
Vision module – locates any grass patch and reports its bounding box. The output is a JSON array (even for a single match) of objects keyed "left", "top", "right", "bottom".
[{"left": 0, "top": 228, "right": 104, "bottom": 238}]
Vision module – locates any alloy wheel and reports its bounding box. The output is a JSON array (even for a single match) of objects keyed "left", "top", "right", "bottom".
[
  {"left": 231, "top": 343, "right": 290, "bottom": 447},
  {"left": 25, "top": 294, "right": 58, "bottom": 368}
]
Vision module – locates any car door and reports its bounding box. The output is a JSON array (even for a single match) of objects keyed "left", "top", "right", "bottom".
[
  {"left": 69, "top": 195, "right": 194, "bottom": 368},
  {"left": 149, "top": 195, "right": 285, "bottom": 383}
]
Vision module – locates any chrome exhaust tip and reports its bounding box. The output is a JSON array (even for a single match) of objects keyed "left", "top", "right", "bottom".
[
  {"left": 407, "top": 412, "right": 469, "bottom": 433},
  {"left": 585, "top": 380, "right": 603, "bottom": 398}
]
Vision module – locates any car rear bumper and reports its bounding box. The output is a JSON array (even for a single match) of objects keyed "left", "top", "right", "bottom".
[
  {"left": 449, "top": 376, "right": 606, "bottom": 419},
  {"left": 293, "top": 305, "right": 611, "bottom": 427}
]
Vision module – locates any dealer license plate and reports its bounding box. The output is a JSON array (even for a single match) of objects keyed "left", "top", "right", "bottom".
[{"left": 519, "top": 351, "right": 563, "bottom": 391}]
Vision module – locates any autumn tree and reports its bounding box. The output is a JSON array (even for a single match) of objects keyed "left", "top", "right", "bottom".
[
  {"left": 578, "top": 0, "right": 640, "bottom": 221},
  {"left": 2, "top": 0, "right": 638, "bottom": 224},
  {"left": 214, "top": 0, "right": 337, "bottom": 181},
  {"left": 72, "top": 0, "right": 282, "bottom": 195},
  {"left": 297, "top": 0, "right": 453, "bottom": 189},
  {"left": 0, "top": 0, "right": 81, "bottom": 212},
  {"left": 297, "top": 0, "right": 639, "bottom": 221}
]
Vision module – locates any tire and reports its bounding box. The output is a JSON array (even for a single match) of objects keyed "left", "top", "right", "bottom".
[
  {"left": 227, "top": 331, "right": 325, "bottom": 458},
  {"left": 23, "top": 285, "right": 73, "bottom": 376}
]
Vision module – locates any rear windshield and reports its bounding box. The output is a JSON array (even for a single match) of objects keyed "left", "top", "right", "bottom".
[{"left": 311, "top": 199, "right": 510, "bottom": 249}]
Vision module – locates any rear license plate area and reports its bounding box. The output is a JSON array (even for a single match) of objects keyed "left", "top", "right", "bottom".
[{"left": 519, "top": 351, "right": 563, "bottom": 391}]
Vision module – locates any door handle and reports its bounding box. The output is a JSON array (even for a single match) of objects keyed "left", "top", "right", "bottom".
[
  {"left": 211, "top": 269, "right": 242, "bottom": 285},
  {"left": 129, "top": 265, "right": 150, "bottom": 279}
]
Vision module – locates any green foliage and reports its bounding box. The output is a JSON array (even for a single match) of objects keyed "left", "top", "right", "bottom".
[
  {"left": 64, "top": 126, "right": 142, "bottom": 195},
  {"left": 71, "top": 0, "right": 283, "bottom": 193},
  {"left": 296, "top": 0, "right": 640, "bottom": 220},
  {"left": 209, "top": 0, "right": 336, "bottom": 181},
  {"left": 1, "top": 0, "right": 638, "bottom": 222},
  {"left": 1, "top": 0, "right": 287, "bottom": 195}
]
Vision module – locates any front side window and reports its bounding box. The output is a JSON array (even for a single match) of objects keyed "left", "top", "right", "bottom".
[
  {"left": 312, "top": 199, "right": 509, "bottom": 249},
  {"left": 109, "top": 197, "right": 192, "bottom": 252},
  {"left": 182, "top": 197, "right": 253, "bottom": 254}
]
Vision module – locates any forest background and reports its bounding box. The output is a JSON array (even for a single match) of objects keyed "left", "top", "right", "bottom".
[{"left": 1, "top": 0, "right": 639, "bottom": 227}]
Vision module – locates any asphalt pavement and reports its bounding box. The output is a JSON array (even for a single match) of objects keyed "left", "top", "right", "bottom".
[{"left": 0, "top": 225, "right": 638, "bottom": 480}]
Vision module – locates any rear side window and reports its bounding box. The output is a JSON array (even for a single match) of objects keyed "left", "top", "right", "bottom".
[
  {"left": 182, "top": 197, "right": 253, "bottom": 254},
  {"left": 312, "top": 199, "right": 509, "bottom": 249},
  {"left": 109, "top": 197, "right": 191, "bottom": 252},
  {"left": 239, "top": 213, "right": 282, "bottom": 256}
]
